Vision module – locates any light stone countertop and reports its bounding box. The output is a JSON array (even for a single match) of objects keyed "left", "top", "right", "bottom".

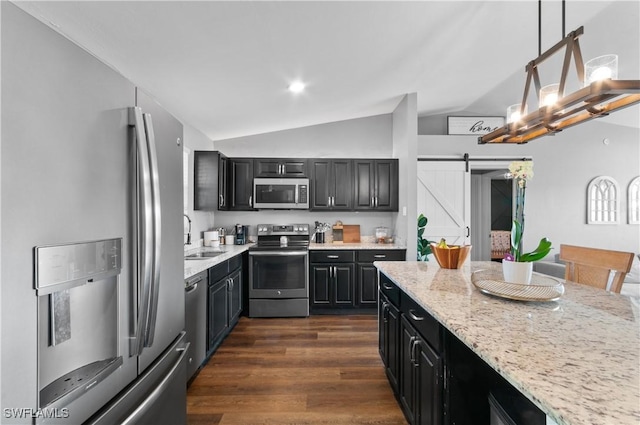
[
  {"left": 184, "top": 244, "right": 251, "bottom": 279},
  {"left": 374, "top": 260, "right": 640, "bottom": 425}
]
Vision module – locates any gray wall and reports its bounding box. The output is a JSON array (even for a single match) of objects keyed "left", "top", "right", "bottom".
[
  {"left": 392, "top": 93, "right": 418, "bottom": 259},
  {"left": 417, "top": 120, "right": 640, "bottom": 256},
  {"left": 211, "top": 114, "right": 399, "bottom": 240}
]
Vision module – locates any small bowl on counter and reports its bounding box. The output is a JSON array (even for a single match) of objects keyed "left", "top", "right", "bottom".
[{"left": 430, "top": 243, "right": 472, "bottom": 269}]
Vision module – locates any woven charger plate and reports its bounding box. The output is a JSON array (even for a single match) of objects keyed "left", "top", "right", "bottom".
[{"left": 471, "top": 269, "right": 565, "bottom": 302}]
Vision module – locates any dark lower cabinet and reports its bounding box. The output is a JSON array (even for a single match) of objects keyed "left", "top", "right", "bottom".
[
  {"left": 357, "top": 250, "right": 405, "bottom": 308},
  {"left": 379, "top": 271, "right": 546, "bottom": 425},
  {"left": 310, "top": 263, "right": 355, "bottom": 309},
  {"left": 400, "top": 315, "right": 443, "bottom": 425},
  {"left": 207, "top": 254, "right": 243, "bottom": 356},
  {"left": 379, "top": 292, "right": 400, "bottom": 394},
  {"left": 208, "top": 278, "right": 228, "bottom": 353}
]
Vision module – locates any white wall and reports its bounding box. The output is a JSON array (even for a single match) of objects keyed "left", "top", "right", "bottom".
[
  {"left": 417, "top": 120, "right": 640, "bottom": 256},
  {"left": 210, "top": 114, "right": 399, "bottom": 240},
  {"left": 392, "top": 93, "right": 418, "bottom": 259}
]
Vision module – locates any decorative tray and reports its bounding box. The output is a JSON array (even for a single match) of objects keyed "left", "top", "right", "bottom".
[{"left": 471, "top": 269, "right": 564, "bottom": 302}]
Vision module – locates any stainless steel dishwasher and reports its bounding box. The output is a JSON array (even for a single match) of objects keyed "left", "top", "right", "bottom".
[{"left": 185, "top": 270, "right": 207, "bottom": 383}]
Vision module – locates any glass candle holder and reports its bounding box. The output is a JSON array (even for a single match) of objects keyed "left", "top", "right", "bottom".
[
  {"left": 584, "top": 54, "right": 618, "bottom": 86},
  {"left": 506, "top": 103, "right": 528, "bottom": 124},
  {"left": 539, "top": 83, "right": 560, "bottom": 108}
]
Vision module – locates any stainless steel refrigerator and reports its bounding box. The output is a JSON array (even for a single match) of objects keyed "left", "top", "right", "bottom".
[{"left": 1, "top": 3, "right": 187, "bottom": 424}]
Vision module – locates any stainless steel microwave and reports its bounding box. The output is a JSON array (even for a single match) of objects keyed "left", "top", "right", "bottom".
[{"left": 253, "top": 178, "right": 309, "bottom": 209}]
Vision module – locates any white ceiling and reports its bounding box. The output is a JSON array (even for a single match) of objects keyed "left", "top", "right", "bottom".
[{"left": 13, "top": 1, "right": 640, "bottom": 141}]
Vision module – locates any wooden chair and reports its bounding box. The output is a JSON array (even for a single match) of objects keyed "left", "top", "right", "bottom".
[{"left": 559, "top": 244, "right": 635, "bottom": 293}]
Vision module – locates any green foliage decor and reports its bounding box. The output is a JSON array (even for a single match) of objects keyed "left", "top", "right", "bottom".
[{"left": 417, "top": 213, "right": 434, "bottom": 261}]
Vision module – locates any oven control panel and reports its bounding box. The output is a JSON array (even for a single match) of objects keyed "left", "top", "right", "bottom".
[{"left": 257, "top": 224, "right": 309, "bottom": 235}]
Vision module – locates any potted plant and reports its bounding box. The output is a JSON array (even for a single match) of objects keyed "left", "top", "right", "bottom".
[
  {"left": 417, "top": 213, "right": 434, "bottom": 261},
  {"left": 502, "top": 161, "right": 552, "bottom": 283}
]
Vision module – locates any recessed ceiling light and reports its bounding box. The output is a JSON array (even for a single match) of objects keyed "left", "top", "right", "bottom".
[{"left": 288, "top": 81, "right": 306, "bottom": 94}]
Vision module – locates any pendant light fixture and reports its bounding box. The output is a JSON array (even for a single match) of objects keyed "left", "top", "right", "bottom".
[{"left": 479, "top": 1, "right": 640, "bottom": 145}]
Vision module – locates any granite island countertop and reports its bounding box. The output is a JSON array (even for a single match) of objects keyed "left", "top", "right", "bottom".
[
  {"left": 309, "top": 242, "right": 406, "bottom": 250},
  {"left": 374, "top": 260, "right": 640, "bottom": 425}
]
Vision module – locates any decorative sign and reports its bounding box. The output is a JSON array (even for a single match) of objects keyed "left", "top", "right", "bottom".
[{"left": 447, "top": 116, "right": 505, "bottom": 135}]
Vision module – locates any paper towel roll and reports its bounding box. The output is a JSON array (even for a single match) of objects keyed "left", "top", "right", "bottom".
[{"left": 204, "top": 231, "right": 219, "bottom": 247}]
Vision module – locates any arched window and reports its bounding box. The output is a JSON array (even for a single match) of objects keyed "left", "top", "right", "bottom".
[
  {"left": 629, "top": 176, "right": 640, "bottom": 225},
  {"left": 587, "top": 176, "right": 619, "bottom": 224}
]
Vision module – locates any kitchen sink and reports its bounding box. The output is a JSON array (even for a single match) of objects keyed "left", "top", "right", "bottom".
[{"left": 185, "top": 251, "right": 224, "bottom": 260}]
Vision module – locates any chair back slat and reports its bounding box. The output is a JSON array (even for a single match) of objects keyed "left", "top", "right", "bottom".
[{"left": 560, "top": 244, "right": 635, "bottom": 293}]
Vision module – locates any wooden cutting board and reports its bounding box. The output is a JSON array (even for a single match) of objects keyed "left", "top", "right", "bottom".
[{"left": 343, "top": 225, "right": 361, "bottom": 243}]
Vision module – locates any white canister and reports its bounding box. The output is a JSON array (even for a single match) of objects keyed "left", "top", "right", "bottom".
[
  {"left": 225, "top": 235, "right": 235, "bottom": 245},
  {"left": 204, "top": 231, "right": 219, "bottom": 247}
]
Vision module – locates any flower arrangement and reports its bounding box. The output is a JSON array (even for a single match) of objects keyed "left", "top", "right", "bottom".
[{"left": 504, "top": 161, "right": 552, "bottom": 262}]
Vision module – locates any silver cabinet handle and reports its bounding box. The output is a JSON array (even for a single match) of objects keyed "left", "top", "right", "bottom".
[
  {"left": 143, "top": 112, "right": 162, "bottom": 348},
  {"left": 327, "top": 255, "right": 340, "bottom": 259},
  {"left": 382, "top": 283, "right": 393, "bottom": 290},
  {"left": 129, "top": 107, "right": 153, "bottom": 356},
  {"left": 371, "top": 197, "right": 375, "bottom": 207},
  {"left": 249, "top": 195, "right": 252, "bottom": 207},
  {"left": 408, "top": 309, "right": 424, "bottom": 321},
  {"left": 185, "top": 283, "right": 198, "bottom": 294},
  {"left": 408, "top": 336, "right": 417, "bottom": 363},
  {"left": 411, "top": 339, "right": 420, "bottom": 367},
  {"left": 382, "top": 302, "right": 389, "bottom": 323},
  {"left": 219, "top": 194, "right": 224, "bottom": 207},
  {"left": 374, "top": 254, "right": 387, "bottom": 259}
]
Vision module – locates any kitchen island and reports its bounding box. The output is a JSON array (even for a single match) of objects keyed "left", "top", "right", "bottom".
[{"left": 374, "top": 260, "right": 640, "bottom": 425}]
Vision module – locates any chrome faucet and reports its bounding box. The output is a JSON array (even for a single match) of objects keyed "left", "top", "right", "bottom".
[{"left": 184, "top": 214, "right": 192, "bottom": 245}]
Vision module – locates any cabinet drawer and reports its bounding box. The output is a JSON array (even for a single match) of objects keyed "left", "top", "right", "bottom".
[
  {"left": 310, "top": 250, "right": 355, "bottom": 263},
  {"left": 401, "top": 292, "right": 442, "bottom": 352},
  {"left": 379, "top": 273, "right": 400, "bottom": 307},
  {"left": 208, "top": 260, "right": 228, "bottom": 285},
  {"left": 357, "top": 250, "right": 406, "bottom": 263},
  {"left": 228, "top": 254, "right": 242, "bottom": 272}
]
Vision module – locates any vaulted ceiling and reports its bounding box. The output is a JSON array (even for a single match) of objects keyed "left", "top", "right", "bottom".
[{"left": 13, "top": 1, "right": 640, "bottom": 141}]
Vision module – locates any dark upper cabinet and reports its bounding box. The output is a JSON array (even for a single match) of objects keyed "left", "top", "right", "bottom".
[
  {"left": 230, "top": 158, "right": 255, "bottom": 210},
  {"left": 194, "top": 151, "right": 229, "bottom": 210},
  {"left": 310, "top": 159, "right": 353, "bottom": 210},
  {"left": 254, "top": 158, "right": 307, "bottom": 177},
  {"left": 353, "top": 159, "right": 399, "bottom": 211}
]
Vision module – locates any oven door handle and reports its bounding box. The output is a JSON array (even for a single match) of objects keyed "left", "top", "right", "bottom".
[{"left": 249, "top": 251, "right": 308, "bottom": 256}]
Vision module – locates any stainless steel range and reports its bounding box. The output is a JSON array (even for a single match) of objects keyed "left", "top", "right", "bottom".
[{"left": 248, "top": 224, "right": 310, "bottom": 317}]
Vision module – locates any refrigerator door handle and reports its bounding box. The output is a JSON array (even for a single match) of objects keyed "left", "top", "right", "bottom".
[
  {"left": 129, "top": 107, "right": 154, "bottom": 356},
  {"left": 142, "top": 112, "right": 162, "bottom": 347},
  {"left": 119, "top": 341, "right": 190, "bottom": 425}
]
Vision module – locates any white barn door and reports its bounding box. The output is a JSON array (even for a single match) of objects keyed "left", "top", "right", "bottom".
[{"left": 417, "top": 161, "right": 471, "bottom": 246}]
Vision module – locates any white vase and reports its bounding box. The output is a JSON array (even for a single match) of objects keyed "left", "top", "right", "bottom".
[{"left": 502, "top": 261, "right": 533, "bottom": 284}]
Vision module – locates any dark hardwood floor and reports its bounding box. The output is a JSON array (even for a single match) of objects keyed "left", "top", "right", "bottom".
[{"left": 187, "top": 315, "right": 407, "bottom": 425}]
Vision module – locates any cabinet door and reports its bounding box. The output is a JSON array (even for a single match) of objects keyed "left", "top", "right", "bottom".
[
  {"left": 334, "top": 264, "right": 355, "bottom": 305},
  {"left": 310, "top": 264, "right": 331, "bottom": 306},
  {"left": 218, "top": 154, "right": 229, "bottom": 210},
  {"left": 255, "top": 158, "right": 307, "bottom": 177},
  {"left": 379, "top": 293, "right": 400, "bottom": 394},
  {"left": 194, "top": 151, "right": 222, "bottom": 211},
  {"left": 310, "top": 160, "right": 332, "bottom": 209},
  {"left": 400, "top": 316, "right": 418, "bottom": 424},
  {"left": 357, "top": 264, "right": 378, "bottom": 306},
  {"left": 353, "top": 160, "right": 374, "bottom": 209},
  {"left": 228, "top": 269, "right": 242, "bottom": 325},
  {"left": 230, "top": 158, "right": 254, "bottom": 210},
  {"left": 416, "top": 339, "right": 443, "bottom": 425},
  {"left": 374, "top": 160, "right": 399, "bottom": 211},
  {"left": 208, "top": 280, "right": 228, "bottom": 353},
  {"left": 331, "top": 160, "right": 353, "bottom": 210}
]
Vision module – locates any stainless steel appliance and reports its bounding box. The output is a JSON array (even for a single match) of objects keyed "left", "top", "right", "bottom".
[
  {"left": 185, "top": 271, "right": 207, "bottom": 383},
  {"left": 253, "top": 178, "right": 310, "bottom": 209},
  {"left": 2, "top": 5, "right": 187, "bottom": 424},
  {"left": 249, "top": 224, "right": 310, "bottom": 317}
]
